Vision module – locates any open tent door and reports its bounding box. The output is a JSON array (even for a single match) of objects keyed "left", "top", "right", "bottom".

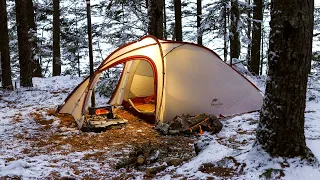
[{"left": 123, "top": 60, "right": 156, "bottom": 115}]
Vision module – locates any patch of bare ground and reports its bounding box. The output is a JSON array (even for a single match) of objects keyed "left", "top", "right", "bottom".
[
  {"left": 199, "top": 156, "right": 246, "bottom": 178},
  {"left": 13, "top": 107, "right": 196, "bottom": 178}
]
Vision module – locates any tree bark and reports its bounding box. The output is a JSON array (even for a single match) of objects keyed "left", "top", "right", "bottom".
[
  {"left": 163, "top": 0, "right": 167, "bottom": 39},
  {"left": 27, "top": 0, "right": 42, "bottom": 77},
  {"left": 250, "top": 0, "right": 263, "bottom": 75},
  {"left": 148, "top": 0, "right": 163, "bottom": 39},
  {"left": 16, "top": 0, "right": 33, "bottom": 87},
  {"left": 197, "top": 0, "right": 202, "bottom": 45},
  {"left": 260, "top": 24, "right": 264, "bottom": 75},
  {"left": 256, "top": 0, "right": 315, "bottom": 158},
  {"left": 229, "top": 0, "right": 240, "bottom": 66},
  {"left": 223, "top": 1, "right": 228, "bottom": 62},
  {"left": 53, "top": 0, "right": 61, "bottom": 76},
  {"left": 86, "top": 0, "right": 95, "bottom": 108},
  {"left": 246, "top": 0, "right": 251, "bottom": 69},
  {"left": 174, "top": 0, "right": 182, "bottom": 41},
  {"left": 0, "top": 0, "right": 13, "bottom": 89}
]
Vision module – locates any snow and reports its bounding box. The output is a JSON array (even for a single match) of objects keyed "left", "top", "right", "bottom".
[
  {"left": 32, "top": 75, "right": 84, "bottom": 91},
  {"left": 1, "top": 75, "right": 320, "bottom": 179}
]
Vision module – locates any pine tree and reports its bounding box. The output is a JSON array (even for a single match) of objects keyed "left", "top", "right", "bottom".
[
  {"left": 199, "top": 0, "right": 229, "bottom": 61},
  {"left": 34, "top": 0, "right": 53, "bottom": 77},
  {"left": 27, "top": 0, "right": 42, "bottom": 77},
  {"left": 148, "top": 0, "right": 164, "bottom": 39},
  {"left": 174, "top": 0, "right": 182, "bottom": 41},
  {"left": 229, "top": 0, "right": 240, "bottom": 65},
  {"left": 223, "top": 0, "right": 229, "bottom": 62},
  {"left": 0, "top": 0, "right": 13, "bottom": 89},
  {"left": 250, "top": 0, "right": 263, "bottom": 75},
  {"left": 15, "top": 0, "right": 33, "bottom": 87},
  {"left": 163, "top": 0, "right": 167, "bottom": 39},
  {"left": 256, "top": 0, "right": 315, "bottom": 158},
  {"left": 197, "top": 0, "right": 202, "bottom": 45},
  {"left": 53, "top": 0, "right": 61, "bottom": 76},
  {"left": 246, "top": 0, "right": 251, "bottom": 67}
]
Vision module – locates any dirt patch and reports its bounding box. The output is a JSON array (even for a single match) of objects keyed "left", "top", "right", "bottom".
[
  {"left": 199, "top": 156, "right": 246, "bottom": 178},
  {"left": 29, "top": 112, "right": 54, "bottom": 126},
  {"left": 13, "top": 107, "right": 196, "bottom": 178}
]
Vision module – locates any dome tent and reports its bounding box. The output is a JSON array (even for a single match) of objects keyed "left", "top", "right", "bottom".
[{"left": 58, "top": 35, "right": 263, "bottom": 128}]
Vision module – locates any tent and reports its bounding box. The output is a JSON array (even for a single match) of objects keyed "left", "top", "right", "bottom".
[{"left": 58, "top": 35, "right": 263, "bottom": 128}]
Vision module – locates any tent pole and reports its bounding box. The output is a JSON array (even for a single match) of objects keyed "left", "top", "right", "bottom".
[{"left": 86, "top": 0, "right": 95, "bottom": 107}]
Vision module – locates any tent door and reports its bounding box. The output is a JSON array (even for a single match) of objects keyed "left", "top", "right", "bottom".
[{"left": 124, "top": 60, "right": 156, "bottom": 115}]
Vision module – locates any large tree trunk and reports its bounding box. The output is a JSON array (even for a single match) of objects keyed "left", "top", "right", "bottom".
[
  {"left": 256, "top": 0, "right": 314, "bottom": 157},
  {"left": 16, "top": 0, "right": 33, "bottom": 87},
  {"left": 53, "top": 0, "right": 61, "bottom": 76},
  {"left": 174, "top": 0, "right": 182, "bottom": 41},
  {"left": 0, "top": 0, "right": 13, "bottom": 89},
  {"left": 250, "top": 0, "right": 263, "bottom": 75},
  {"left": 229, "top": 0, "right": 240, "bottom": 66},
  {"left": 197, "top": 0, "right": 202, "bottom": 45},
  {"left": 148, "top": 0, "right": 163, "bottom": 39},
  {"left": 27, "top": 0, "right": 42, "bottom": 77}
]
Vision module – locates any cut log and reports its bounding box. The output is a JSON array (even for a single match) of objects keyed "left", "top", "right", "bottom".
[
  {"left": 136, "top": 155, "right": 145, "bottom": 165},
  {"left": 167, "top": 158, "right": 184, "bottom": 166},
  {"left": 145, "top": 165, "right": 167, "bottom": 176}
]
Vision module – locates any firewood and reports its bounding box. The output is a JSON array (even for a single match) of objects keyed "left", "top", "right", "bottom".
[
  {"left": 145, "top": 165, "right": 167, "bottom": 176},
  {"left": 136, "top": 155, "right": 145, "bottom": 165},
  {"left": 167, "top": 158, "right": 183, "bottom": 166}
]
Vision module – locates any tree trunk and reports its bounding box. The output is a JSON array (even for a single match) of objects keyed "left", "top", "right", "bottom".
[
  {"left": 53, "top": 0, "right": 61, "bottom": 76},
  {"left": 223, "top": 1, "right": 228, "bottom": 62},
  {"left": 16, "top": 0, "right": 33, "bottom": 87},
  {"left": 75, "top": 3, "right": 80, "bottom": 77},
  {"left": 163, "top": 0, "right": 167, "bottom": 39},
  {"left": 86, "top": 0, "right": 95, "bottom": 108},
  {"left": 197, "top": 0, "right": 202, "bottom": 45},
  {"left": 246, "top": 0, "right": 251, "bottom": 69},
  {"left": 260, "top": 24, "right": 264, "bottom": 75},
  {"left": 27, "top": 0, "right": 42, "bottom": 77},
  {"left": 148, "top": 0, "right": 163, "bottom": 39},
  {"left": 229, "top": 0, "right": 240, "bottom": 66},
  {"left": 174, "top": 0, "right": 182, "bottom": 41},
  {"left": 250, "top": 0, "right": 263, "bottom": 75},
  {"left": 0, "top": 0, "right": 13, "bottom": 89},
  {"left": 256, "top": 0, "right": 315, "bottom": 158}
]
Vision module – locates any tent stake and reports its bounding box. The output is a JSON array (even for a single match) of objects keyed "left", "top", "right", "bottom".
[{"left": 86, "top": 0, "right": 95, "bottom": 107}]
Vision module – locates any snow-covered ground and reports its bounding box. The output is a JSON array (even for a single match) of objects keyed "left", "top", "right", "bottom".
[{"left": 1, "top": 75, "right": 320, "bottom": 179}]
